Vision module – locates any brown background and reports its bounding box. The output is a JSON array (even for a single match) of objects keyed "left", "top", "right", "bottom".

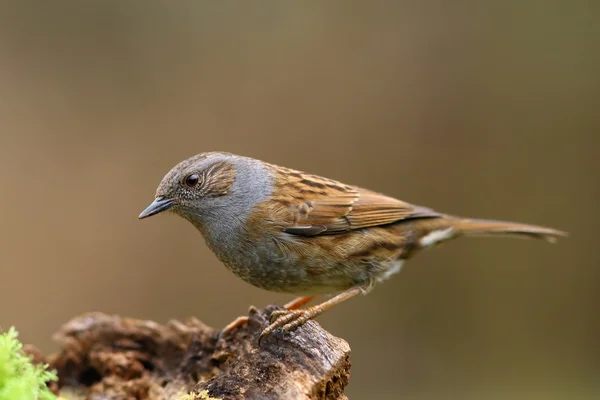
[{"left": 0, "top": 1, "right": 598, "bottom": 399}]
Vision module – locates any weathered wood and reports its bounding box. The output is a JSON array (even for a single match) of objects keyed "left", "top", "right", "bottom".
[{"left": 39, "top": 306, "right": 351, "bottom": 400}]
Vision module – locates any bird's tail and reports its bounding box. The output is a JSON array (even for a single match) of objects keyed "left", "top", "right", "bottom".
[
  {"left": 450, "top": 217, "right": 567, "bottom": 243},
  {"left": 413, "top": 216, "right": 567, "bottom": 249}
]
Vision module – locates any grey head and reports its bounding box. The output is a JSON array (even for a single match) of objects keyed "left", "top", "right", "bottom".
[{"left": 138, "top": 152, "right": 273, "bottom": 239}]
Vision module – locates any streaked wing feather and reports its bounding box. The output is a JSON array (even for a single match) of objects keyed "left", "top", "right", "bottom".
[
  {"left": 271, "top": 165, "right": 440, "bottom": 236},
  {"left": 335, "top": 190, "right": 440, "bottom": 232}
]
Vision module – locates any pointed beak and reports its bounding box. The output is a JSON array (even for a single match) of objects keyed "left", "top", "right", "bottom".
[{"left": 138, "top": 197, "right": 174, "bottom": 219}]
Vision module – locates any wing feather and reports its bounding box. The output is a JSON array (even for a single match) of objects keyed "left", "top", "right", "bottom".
[{"left": 267, "top": 165, "right": 440, "bottom": 236}]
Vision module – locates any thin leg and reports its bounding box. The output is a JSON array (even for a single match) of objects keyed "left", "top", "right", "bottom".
[
  {"left": 220, "top": 296, "right": 317, "bottom": 338},
  {"left": 221, "top": 315, "right": 251, "bottom": 336},
  {"left": 259, "top": 287, "right": 363, "bottom": 342},
  {"left": 283, "top": 295, "right": 317, "bottom": 310}
]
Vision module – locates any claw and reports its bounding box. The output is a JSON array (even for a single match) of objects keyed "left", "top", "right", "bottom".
[
  {"left": 258, "top": 288, "right": 363, "bottom": 346},
  {"left": 268, "top": 309, "right": 298, "bottom": 323},
  {"left": 259, "top": 308, "right": 318, "bottom": 345},
  {"left": 281, "top": 312, "right": 314, "bottom": 332},
  {"left": 224, "top": 297, "right": 318, "bottom": 346}
]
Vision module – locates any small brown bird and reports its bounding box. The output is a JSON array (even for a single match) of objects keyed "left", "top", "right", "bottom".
[{"left": 139, "top": 152, "right": 566, "bottom": 340}]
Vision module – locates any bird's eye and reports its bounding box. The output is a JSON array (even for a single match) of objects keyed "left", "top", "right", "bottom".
[{"left": 184, "top": 173, "right": 200, "bottom": 187}]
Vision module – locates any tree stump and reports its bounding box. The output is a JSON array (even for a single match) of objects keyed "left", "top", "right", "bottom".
[{"left": 33, "top": 305, "right": 351, "bottom": 399}]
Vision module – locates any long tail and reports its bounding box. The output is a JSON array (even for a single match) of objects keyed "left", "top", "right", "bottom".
[
  {"left": 451, "top": 218, "right": 567, "bottom": 243},
  {"left": 415, "top": 217, "right": 567, "bottom": 248}
]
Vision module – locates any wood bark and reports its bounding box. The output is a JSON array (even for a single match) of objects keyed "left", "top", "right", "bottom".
[{"left": 30, "top": 305, "right": 351, "bottom": 400}]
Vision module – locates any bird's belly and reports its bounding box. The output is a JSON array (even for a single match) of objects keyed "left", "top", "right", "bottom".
[
  {"left": 216, "top": 236, "right": 400, "bottom": 295},
  {"left": 223, "top": 254, "right": 356, "bottom": 295}
]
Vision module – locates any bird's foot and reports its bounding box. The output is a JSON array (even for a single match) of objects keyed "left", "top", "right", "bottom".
[
  {"left": 219, "top": 296, "right": 316, "bottom": 341},
  {"left": 218, "top": 305, "right": 259, "bottom": 340},
  {"left": 259, "top": 306, "right": 322, "bottom": 344}
]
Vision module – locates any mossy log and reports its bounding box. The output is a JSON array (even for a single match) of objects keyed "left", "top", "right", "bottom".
[{"left": 28, "top": 306, "right": 351, "bottom": 400}]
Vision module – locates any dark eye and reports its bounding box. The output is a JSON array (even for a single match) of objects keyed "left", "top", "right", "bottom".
[{"left": 184, "top": 173, "right": 200, "bottom": 187}]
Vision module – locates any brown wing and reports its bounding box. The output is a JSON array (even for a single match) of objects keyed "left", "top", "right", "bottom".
[{"left": 264, "top": 165, "right": 440, "bottom": 236}]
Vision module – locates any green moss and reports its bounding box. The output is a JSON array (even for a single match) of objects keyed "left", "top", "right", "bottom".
[
  {"left": 180, "top": 390, "right": 222, "bottom": 400},
  {"left": 0, "top": 327, "right": 57, "bottom": 400}
]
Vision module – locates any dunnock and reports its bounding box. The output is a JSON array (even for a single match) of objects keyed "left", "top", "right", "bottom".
[{"left": 139, "top": 152, "right": 566, "bottom": 341}]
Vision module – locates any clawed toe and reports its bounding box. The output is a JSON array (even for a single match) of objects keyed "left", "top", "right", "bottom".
[
  {"left": 280, "top": 312, "right": 313, "bottom": 332},
  {"left": 268, "top": 309, "right": 299, "bottom": 323},
  {"left": 218, "top": 315, "right": 249, "bottom": 340},
  {"left": 219, "top": 305, "right": 261, "bottom": 340},
  {"left": 259, "top": 308, "right": 317, "bottom": 344}
]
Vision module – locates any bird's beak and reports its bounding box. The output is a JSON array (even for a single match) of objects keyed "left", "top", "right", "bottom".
[{"left": 138, "top": 197, "right": 174, "bottom": 219}]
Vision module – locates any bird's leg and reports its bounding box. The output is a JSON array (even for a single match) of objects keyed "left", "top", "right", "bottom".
[
  {"left": 282, "top": 295, "right": 317, "bottom": 310},
  {"left": 219, "top": 296, "right": 316, "bottom": 338},
  {"left": 220, "top": 312, "right": 255, "bottom": 338},
  {"left": 260, "top": 287, "right": 363, "bottom": 342}
]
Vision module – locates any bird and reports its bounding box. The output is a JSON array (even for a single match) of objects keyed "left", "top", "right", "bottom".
[{"left": 138, "top": 151, "right": 566, "bottom": 341}]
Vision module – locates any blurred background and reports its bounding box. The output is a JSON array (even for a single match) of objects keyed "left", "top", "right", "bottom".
[{"left": 0, "top": 1, "right": 598, "bottom": 399}]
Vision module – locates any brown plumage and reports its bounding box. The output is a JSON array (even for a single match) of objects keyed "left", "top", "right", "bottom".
[{"left": 138, "top": 152, "right": 567, "bottom": 342}]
